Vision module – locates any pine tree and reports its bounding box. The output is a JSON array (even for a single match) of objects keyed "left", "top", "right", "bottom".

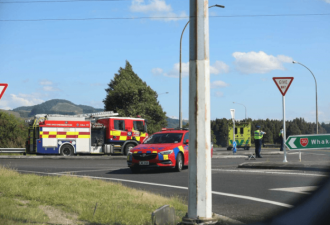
[{"left": 103, "top": 61, "right": 167, "bottom": 134}]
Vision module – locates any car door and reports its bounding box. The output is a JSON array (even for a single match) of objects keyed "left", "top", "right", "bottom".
[{"left": 183, "top": 132, "right": 189, "bottom": 165}]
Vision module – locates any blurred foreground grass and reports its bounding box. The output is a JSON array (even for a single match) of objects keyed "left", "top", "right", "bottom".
[{"left": 0, "top": 166, "right": 187, "bottom": 224}]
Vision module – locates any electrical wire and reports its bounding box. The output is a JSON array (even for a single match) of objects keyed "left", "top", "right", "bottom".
[{"left": 0, "top": 13, "right": 329, "bottom": 22}]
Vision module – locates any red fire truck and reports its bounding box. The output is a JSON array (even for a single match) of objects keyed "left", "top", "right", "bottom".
[{"left": 26, "top": 112, "right": 148, "bottom": 156}]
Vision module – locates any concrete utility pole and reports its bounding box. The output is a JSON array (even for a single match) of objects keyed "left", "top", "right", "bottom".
[
  {"left": 182, "top": 0, "right": 216, "bottom": 224},
  {"left": 179, "top": 4, "right": 224, "bottom": 129}
]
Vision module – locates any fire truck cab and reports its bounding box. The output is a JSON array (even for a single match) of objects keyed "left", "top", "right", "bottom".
[{"left": 26, "top": 112, "right": 148, "bottom": 156}]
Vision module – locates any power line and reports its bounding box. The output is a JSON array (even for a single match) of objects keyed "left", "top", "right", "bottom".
[
  {"left": 0, "top": 0, "right": 130, "bottom": 3},
  {"left": 0, "top": 13, "right": 329, "bottom": 22}
]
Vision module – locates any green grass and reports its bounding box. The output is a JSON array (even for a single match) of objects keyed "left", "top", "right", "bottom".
[
  {"left": 0, "top": 166, "right": 188, "bottom": 224},
  {"left": 0, "top": 153, "right": 26, "bottom": 156}
]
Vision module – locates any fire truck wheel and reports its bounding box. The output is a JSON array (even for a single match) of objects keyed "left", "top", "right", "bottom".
[
  {"left": 124, "top": 143, "right": 135, "bottom": 155},
  {"left": 175, "top": 153, "right": 183, "bottom": 172},
  {"left": 60, "top": 144, "right": 74, "bottom": 156}
]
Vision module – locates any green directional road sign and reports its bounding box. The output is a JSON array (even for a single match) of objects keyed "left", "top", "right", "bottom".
[{"left": 286, "top": 134, "right": 330, "bottom": 150}]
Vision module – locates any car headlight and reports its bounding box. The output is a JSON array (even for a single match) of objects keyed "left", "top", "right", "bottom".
[{"left": 160, "top": 150, "right": 173, "bottom": 155}]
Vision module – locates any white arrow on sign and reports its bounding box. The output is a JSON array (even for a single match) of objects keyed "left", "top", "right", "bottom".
[{"left": 288, "top": 138, "right": 297, "bottom": 149}]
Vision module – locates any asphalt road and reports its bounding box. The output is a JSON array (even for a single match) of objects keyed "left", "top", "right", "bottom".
[{"left": 1, "top": 151, "right": 329, "bottom": 224}]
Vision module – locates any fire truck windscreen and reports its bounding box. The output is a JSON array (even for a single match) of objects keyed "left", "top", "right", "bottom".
[{"left": 133, "top": 121, "right": 144, "bottom": 131}]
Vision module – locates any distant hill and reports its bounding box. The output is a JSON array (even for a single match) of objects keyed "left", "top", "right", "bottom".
[
  {"left": 6, "top": 99, "right": 187, "bottom": 128},
  {"left": 11, "top": 99, "right": 103, "bottom": 118},
  {"left": 166, "top": 117, "right": 188, "bottom": 128},
  {"left": 0, "top": 109, "right": 21, "bottom": 119}
]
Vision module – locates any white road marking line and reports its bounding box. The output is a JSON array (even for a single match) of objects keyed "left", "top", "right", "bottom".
[
  {"left": 17, "top": 169, "right": 293, "bottom": 208},
  {"left": 56, "top": 168, "right": 125, "bottom": 174},
  {"left": 17, "top": 168, "right": 125, "bottom": 175},
  {"left": 211, "top": 169, "right": 327, "bottom": 177},
  {"left": 270, "top": 186, "right": 318, "bottom": 195}
]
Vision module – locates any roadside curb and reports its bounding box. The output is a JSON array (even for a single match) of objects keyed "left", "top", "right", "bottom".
[
  {"left": 212, "top": 155, "right": 247, "bottom": 159},
  {"left": 0, "top": 156, "right": 126, "bottom": 160},
  {"left": 214, "top": 151, "right": 283, "bottom": 156},
  {"left": 215, "top": 214, "right": 245, "bottom": 225},
  {"left": 238, "top": 161, "right": 330, "bottom": 172}
]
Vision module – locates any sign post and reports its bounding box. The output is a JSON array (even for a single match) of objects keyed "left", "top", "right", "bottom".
[
  {"left": 0, "top": 83, "right": 8, "bottom": 100},
  {"left": 230, "top": 109, "right": 236, "bottom": 154},
  {"left": 273, "top": 77, "right": 294, "bottom": 163}
]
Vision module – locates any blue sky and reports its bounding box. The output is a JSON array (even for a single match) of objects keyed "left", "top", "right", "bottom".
[{"left": 0, "top": 0, "right": 329, "bottom": 123}]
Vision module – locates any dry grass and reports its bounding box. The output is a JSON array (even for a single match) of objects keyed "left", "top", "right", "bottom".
[{"left": 0, "top": 166, "right": 187, "bottom": 224}]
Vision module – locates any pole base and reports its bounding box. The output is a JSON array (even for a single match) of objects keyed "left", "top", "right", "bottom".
[{"left": 180, "top": 213, "right": 218, "bottom": 225}]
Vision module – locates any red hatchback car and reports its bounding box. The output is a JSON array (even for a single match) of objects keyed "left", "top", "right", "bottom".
[{"left": 127, "top": 129, "right": 213, "bottom": 173}]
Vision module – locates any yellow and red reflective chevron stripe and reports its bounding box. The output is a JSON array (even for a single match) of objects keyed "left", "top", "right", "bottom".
[
  {"left": 110, "top": 130, "right": 147, "bottom": 142},
  {"left": 40, "top": 131, "right": 90, "bottom": 139}
]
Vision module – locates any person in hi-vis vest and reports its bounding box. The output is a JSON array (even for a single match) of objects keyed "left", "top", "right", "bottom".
[
  {"left": 254, "top": 125, "right": 266, "bottom": 158},
  {"left": 279, "top": 127, "right": 284, "bottom": 151}
]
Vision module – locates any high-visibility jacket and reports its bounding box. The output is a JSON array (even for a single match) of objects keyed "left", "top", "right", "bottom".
[
  {"left": 254, "top": 130, "right": 263, "bottom": 140},
  {"left": 279, "top": 130, "right": 283, "bottom": 137}
]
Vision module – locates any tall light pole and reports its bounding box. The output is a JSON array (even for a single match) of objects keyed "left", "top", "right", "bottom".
[
  {"left": 233, "top": 102, "right": 247, "bottom": 120},
  {"left": 292, "top": 61, "right": 318, "bottom": 134},
  {"left": 179, "top": 4, "right": 224, "bottom": 129}
]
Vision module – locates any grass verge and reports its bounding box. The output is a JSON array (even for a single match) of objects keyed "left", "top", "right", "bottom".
[
  {"left": 0, "top": 153, "right": 26, "bottom": 156},
  {"left": 0, "top": 166, "right": 187, "bottom": 224}
]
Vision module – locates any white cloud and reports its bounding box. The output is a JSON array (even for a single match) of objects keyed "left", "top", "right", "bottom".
[
  {"left": 232, "top": 51, "right": 293, "bottom": 74},
  {"left": 42, "top": 86, "right": 59, "bottom": 92},
  {"left": 161, "top": 61, "right": 229, "bottom": 78},
  {"left": 151, "top": 68, "right": 163, "bottom": 76},
  {"left": 39, "top": 79, "right": 53, "bottom": 86},
  {"left": 130, "top": 0, "right": 187, "bottom": 21},
  {"left": 39, "top": 79, "right": 60, "bottom": 92},
  {"left": 0, "top": 93, "right": 44, "bottom": 110},
  {"left": 214, "top": 91, "right": 224, "bottom": 98},
  {"left": 323, "top": 0, "right": 330, "bottom": 3},
  {"left": 168, "top": 115, "right": 178, "bottom": 119},
  {"left": 211, "top": 80, "right": 229, "bottom": 89},
  {"left": 163, "top": 62, "right": 188, "bottom": 78},
  {"left": 131, "top": 0, "right": 171, "bottom": 13},
  {"left": 210, "top": 61, "right": 230, "bottom": 75}
]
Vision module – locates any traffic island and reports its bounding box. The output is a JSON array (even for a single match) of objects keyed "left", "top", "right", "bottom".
[{"left": 238, "top": 161, "right": 330, "bottom": 172}]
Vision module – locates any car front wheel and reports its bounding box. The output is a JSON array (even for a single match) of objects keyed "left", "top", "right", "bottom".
[{"left": 175, "top": 153, "right": 183, "bottom": 172}]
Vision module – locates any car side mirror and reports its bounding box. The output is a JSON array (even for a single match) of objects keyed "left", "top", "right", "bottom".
[{"left": 185, "top": 139, "right": 189, "bottom": 144}]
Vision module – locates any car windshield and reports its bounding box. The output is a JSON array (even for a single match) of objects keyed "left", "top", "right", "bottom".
[{"left": 143, "top": 133, "right": 183, "bottom": 144}]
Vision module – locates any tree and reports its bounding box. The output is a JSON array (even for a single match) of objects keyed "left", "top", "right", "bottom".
[
  {"left": 0, "top": 111, "right": 28, "bottom": 148},
  {"left": 103, "top": 61, "right": 167, "bottom": 134}
]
